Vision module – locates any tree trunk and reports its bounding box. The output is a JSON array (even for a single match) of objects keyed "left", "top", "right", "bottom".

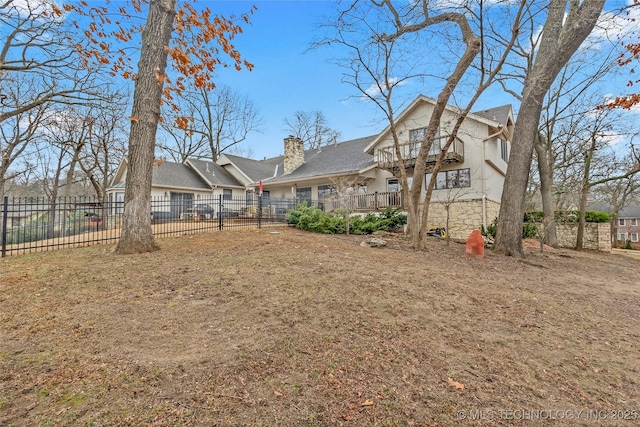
[
  {"left": 535, "top": 132, "right": 557, "bottom": 247},
  {"left": 576, "top": 136, "right": 596, "bottom": 250},
  {"left": 494, "top": 0, "right": 605, "bottom": 257},
  {"left": 116, "top": 0, "right": 176, "bottom": 254}
]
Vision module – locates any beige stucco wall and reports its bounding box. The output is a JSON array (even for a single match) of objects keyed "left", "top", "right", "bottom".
[
  {"left": 424, "top": 198, "right": 500, "bottom": 240},
  {"left": 372, "top": 100, "right": 510, "bottom": 204}
]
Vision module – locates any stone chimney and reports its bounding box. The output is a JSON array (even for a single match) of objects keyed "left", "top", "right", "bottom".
[{"left": 283, "top": 135, "right": 305, "bottom": 174}]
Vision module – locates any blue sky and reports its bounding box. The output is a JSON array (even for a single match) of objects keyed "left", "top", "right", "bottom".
[
  {"left": 210, "top": 1, "right": 387, "bottom": 159},
  {"left": 202, "top": 0, "right": 637, "bottom": 160}
]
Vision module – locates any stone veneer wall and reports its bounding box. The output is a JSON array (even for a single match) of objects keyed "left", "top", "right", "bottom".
[
  {"left": 543, "top": 223, "right": 611, "bottom": 252},
  {"left": 425, "top": 201, "right": 611, "bottom": 252},
  {"left": 425, "top": 198, "right": 500, "bottom": 240},
  {"left": 283, "top": 136, "right": 305, "bottom": 174}
]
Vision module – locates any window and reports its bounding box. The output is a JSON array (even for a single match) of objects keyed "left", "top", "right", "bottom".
[
  {"left": 317, "top": 185, "right": 335, "bottom": 200},
  {"left": 500, "top": 139, "right": 509, "bottom": 162},
  {"left": 387, "top": 179, "right": 399, "bottom": 192},
  {"left": 632, "top": 233, "right": 639, "bottom": 243},
  {"left": 619, "top": 218, "right": 626, "bottom": 226},
  {"left": 631, "top": 219, "right": 638, "bottom": 226},
  {"left": 296, "top": 187, "right": 312, "bottom": 205},
  {"left": 409, "top": 127, "right": 440, "bottom": 156},
  {"left": 223, "top": 189, "right": 232, "bottom": 200},
  {"left": 425, "top": 168, "right": 471, "bottom": 190},
  {"left": 619, "top": 232, "right": 628, "bottom": 242}
]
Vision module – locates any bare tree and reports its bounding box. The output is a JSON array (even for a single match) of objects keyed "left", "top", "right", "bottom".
[
  {"left": 160, "top": 86, "right": 261, "bottom": 162},
  {"left": 323, "top": 0, "right": 525, "bottom": 249},
  {"left": 0, "top": 0, "right": 106, "bottom": 124},
  {"left": 284, "top": 110, "right": 340, "bottom": 150},
  {"left": 494, "top": 0, "right": 606, "bottom": 257},
  {"left": 0, "top": 75, "right": 49, "bottom": 198}
]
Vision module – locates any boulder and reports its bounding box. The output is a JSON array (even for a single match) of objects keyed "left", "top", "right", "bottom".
[{"left": 361, "top": 237, "right": 387, "bottom": 248}]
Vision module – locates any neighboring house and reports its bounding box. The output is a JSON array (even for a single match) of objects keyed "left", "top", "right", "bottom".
[
  {"left": 107, "top": 94, "right": 514, "bottom": 238},
  {"left": 615, "top": 206, "right": 640, "bottom": 249}
]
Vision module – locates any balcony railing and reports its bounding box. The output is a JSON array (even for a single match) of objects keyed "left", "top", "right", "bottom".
[
  {"left": 378, "top": 138, "right": 464, "bottom": 171},
  {"left": 322, "top": 191, "right": 403, "bottom": 212}
]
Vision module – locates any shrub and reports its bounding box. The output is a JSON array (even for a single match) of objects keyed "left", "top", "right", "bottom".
[
  {"left": 379, "top": 206, "right": 408, "bottom": 230},
  {"left": 480, "top": 217, "right": 498, "bottom": 239},
  {"left": 286, "top": 204, "right": 405, "bottom": 235},
  {"left": 625, "top": 240, "right": 634, "bottom": 250},
  {"left": 522, "top": 221, "right": 538, "bottom": 239},
  {"left": 524, "top": 210, "right": 609, "bottom": 223},
  {"left": 481, "top": 216, "right": 537, "bottom": 239}
]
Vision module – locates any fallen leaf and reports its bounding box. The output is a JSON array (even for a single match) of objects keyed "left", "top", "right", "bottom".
[
  {"left": 273, "top": 390, "right": 283, "bottom": 397},
  {"left": 447, "top": 377, "right": 465, "bottom": 390},
  {"left": 361, "top": 400, "right": 375, "bottom": 407}
]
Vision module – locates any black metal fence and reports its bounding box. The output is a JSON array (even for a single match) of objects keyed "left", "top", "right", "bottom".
[{"left": 0, "top": 194, "right": 295, "bottom": 257}]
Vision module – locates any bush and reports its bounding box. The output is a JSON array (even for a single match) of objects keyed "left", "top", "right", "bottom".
[
  {"left": 481, "top": 216, "right": 537, "bottom": 239},
  {"left": 480, "top": 217, "right": 498, "bottom": 239},
  {"left": 522, "top": 221, "right": 538, "bottom": 239},
  {"left": 286, "top": 204, "right": 405, "bottom": 235},
  {"left": 524, "top": 210, "right": 610, "bottom": 224},
  {"left": 625, "top": 240, "right": 634, "bottom": 250}
]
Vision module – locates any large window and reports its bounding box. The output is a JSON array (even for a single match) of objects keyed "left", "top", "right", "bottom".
[
  {"left": 631, "top": 219, "right": 637, "bottom": 226},
  {"left": 425, "top": 168, "right": 471, "bottom": 190},
  {"left": 296, "top": 187, "right": 312, "bottom": 205},
  {"left": 619, "top": 232, "right": 628, "bottom": 242},
  {"left": 632, "top": 233, "right": 639, "bottom": 243},
  {"left": 223, "top": 189, "right": 232, "bottom": 200},
  {"left": 619, "top": 218, "right": 626, "bottom": 226},
  {"left": 410, "top": 127, "right": 440, "bottom": 156}
]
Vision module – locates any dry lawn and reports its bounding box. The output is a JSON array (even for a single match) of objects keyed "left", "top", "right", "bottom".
[{"left": 0, "top": 228, "right": 639, "bottom": 426}]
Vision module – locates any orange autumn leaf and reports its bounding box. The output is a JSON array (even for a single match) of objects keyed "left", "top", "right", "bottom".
[
  {"left": 447, "top": 377, "right": 465, "bottom": 390},
  {"left": 361, "top": 400, "right": 375, "bottom": 407},
  {"left": 273, "top": 390, "right": 283, "bottom": 397},
  {"left": 130, "top": 115, "right": 139, "bottom": 123}
]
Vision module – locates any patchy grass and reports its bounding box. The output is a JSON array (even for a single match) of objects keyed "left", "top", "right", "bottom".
[{"left": 1, "top": 228, "right": 639, "bottom": 426}]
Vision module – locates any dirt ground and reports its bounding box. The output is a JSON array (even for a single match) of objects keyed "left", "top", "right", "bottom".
[{"left": 1, "top": 228, "right": 639, "bottom": 426}]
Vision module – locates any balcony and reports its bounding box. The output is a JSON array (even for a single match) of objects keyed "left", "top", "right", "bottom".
[
  {"left": 322, "top": 191, "right": 403, "bottom": 212},
  {"left": 378, "top": 138, "right": 464, "bottom": 172}
]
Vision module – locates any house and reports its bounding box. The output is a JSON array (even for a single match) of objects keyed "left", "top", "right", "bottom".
[
  {"left": 107, "top": 94, "right": 514, "bottom": 238},
  {"left": 615, "top": 206, "right": 640, "bottom": 249}
]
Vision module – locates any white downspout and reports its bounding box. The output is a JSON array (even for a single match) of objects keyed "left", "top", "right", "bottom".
[{"left": 481, "top": 126, "right": 504, "bottom": 230}]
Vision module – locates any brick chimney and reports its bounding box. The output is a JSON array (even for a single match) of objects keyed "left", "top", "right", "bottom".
[{"left": 283, "top": 135, "right": 304, "bottom": 174}]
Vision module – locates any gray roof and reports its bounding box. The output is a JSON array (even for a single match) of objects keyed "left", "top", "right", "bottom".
[
  {"left": 263, "top": 135, "right": 377, "bottom": 184},
  {"left": 620, "top": 205, "right": 640, "bottom": 218},
  {"left": 151, "top": 161, "right": 211, "bottom": 190},
  {"left": 222, "top": 154, "right": 281, "bottom": 182},
  {"left": 188, "top": 159, "right": 244, "bottom": 187},
  {"left": 473, "top": 104, "right": 512, "bottom": 126}
]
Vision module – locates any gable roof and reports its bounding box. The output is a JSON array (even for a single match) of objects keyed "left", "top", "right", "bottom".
[
  {"left": 364, "top": 94, "right": 513, "bottom": 153},
  {"left": 220, "top": 154, "right": 281, "bottom": 183},
  {"left": 472, "top": 104, "right": 513, "bottom": 127},
  {"left": 186, "top": 159, "right": 244, "bottom": 188},
  {"left": 150, "top": 161, "right": 212, "bottom": 190},
  {"left": 262, "top": 135, "right": 377, "bottom": 184}
]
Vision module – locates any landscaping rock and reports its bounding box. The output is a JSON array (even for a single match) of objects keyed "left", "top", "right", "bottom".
[{"left": 361, "top": 237, "right": 387, "bottom": 248}]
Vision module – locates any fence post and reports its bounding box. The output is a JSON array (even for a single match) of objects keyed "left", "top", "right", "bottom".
[
  {"left": 257, "top": 194, "right": 262, "bottom": 229},
  {"left": 1, "top": 196, "right": 8, "bottom": 257},
  {"left": 374, "top": 192, "right": 378, "bottom": 210},
  {"left": 218, "top": 194, "right": 223, "bottom": 230}
]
